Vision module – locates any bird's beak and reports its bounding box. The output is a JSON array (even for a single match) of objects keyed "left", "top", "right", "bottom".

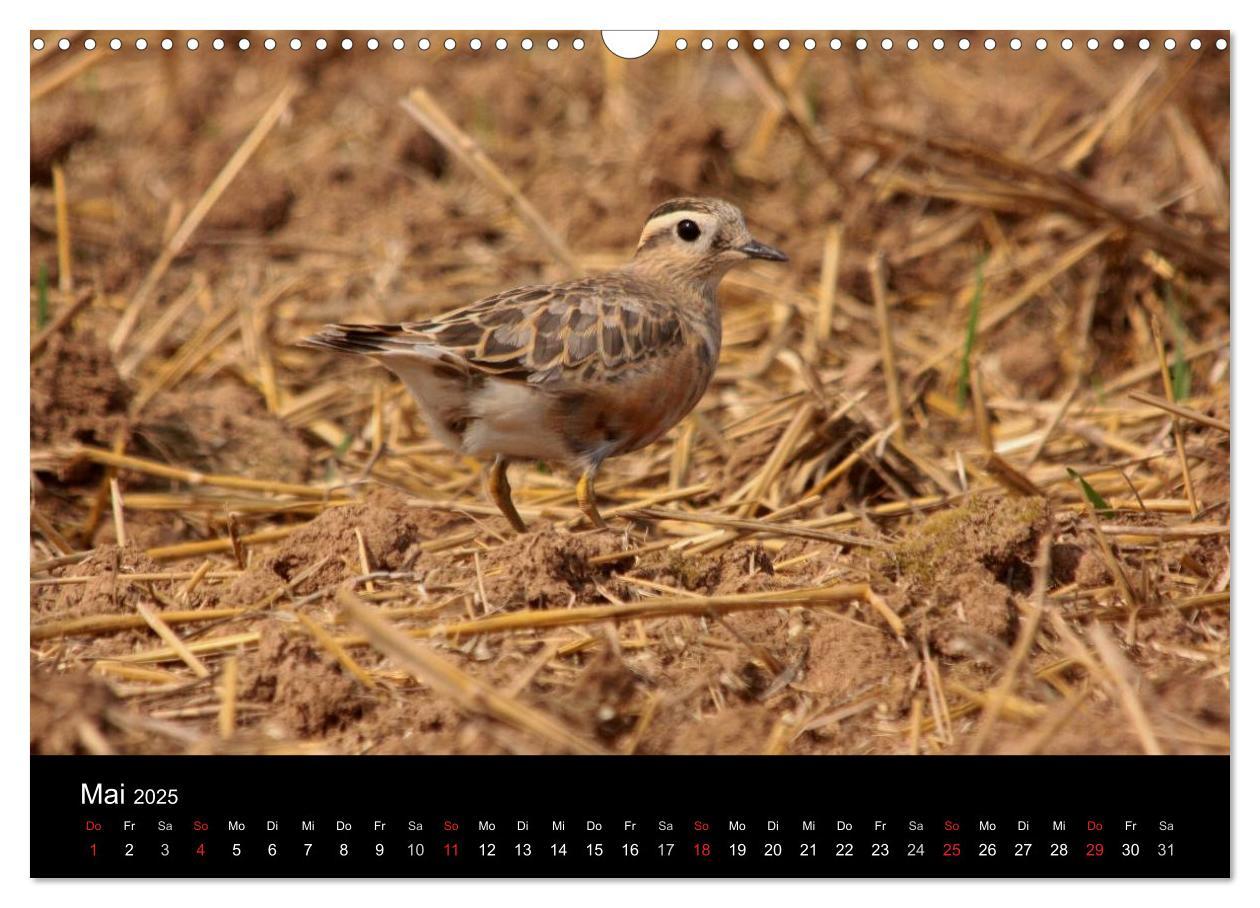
[{"left": 738, "top": 238, "right": 789, "bottom": 262}]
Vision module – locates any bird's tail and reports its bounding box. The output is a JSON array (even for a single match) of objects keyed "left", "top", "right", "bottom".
[{"left": 298, "top": 323, "right": 410, "bottom": 356}]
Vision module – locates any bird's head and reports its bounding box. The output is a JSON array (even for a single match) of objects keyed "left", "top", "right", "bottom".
[{"left": 630, "top": 197, "right": 787, "bottom": 288}]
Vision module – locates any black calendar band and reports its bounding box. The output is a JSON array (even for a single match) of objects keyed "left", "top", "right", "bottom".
[{"left": 31, "top": 754, "right": 1229, "bottom": 878}]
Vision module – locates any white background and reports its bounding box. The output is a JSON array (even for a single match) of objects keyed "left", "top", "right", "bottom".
[{"left": 6, "top": 1, "right": 1250, "bottom": 904}]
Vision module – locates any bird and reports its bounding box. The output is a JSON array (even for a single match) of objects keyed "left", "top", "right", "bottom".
[{"left": 301, "top": 197, "right": 788, "bottom": 532}]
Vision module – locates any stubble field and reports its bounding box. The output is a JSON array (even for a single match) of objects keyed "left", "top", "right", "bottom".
[{"left": 30, "top": 31, "right": 1229, "bottom": 756}]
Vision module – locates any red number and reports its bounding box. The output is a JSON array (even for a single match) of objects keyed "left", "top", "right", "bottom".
[
  {"left": 1086, "top": 843, "right": 1104, "bottom": 858},
  {"left": 195, "top": 842, "right": 205, "bottom": 857},
  {"left": 694, "top": 842, "right": 711, "bottom": 857},
  {"left": 944, "top": 843, "right": 961, "bottom": 857}
]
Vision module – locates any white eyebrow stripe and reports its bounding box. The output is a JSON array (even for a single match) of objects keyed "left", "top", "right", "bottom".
[{"left": 639, "top": 210, "right": 718, "bottom": 242}]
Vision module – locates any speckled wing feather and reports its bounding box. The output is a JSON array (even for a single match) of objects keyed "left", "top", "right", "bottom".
[{"left": 308, "top": 274, "right": 689, "bottom": 388}]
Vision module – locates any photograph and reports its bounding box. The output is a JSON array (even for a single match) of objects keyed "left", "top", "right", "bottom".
[{"left": 30, "top": 29, "right": 1229, "bottom": 761}]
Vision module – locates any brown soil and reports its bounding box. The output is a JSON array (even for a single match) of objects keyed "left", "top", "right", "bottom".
[
  {"left": 31, "top": 330, "right": 130, "bottom": 465},
  {"left": 30, "top": 668, "right": 118, "bottom": 754},
  {"left": 477, "top": 526, "right": 633, "bottom": 609},
  {"left": 243, "top": 620, "right": 371, "bottom": 738},
  {"left": 136, "top": 384, "right": 312, "bottom": 484},
  {"left": 35, "top": 544, "right": 163, "bottom": 618},
  {"left": 223, "top": 491, "right": 442, "bottom": 605},
  {"left": 29, "top": 30, "right": 1229, "bottom": 757}
]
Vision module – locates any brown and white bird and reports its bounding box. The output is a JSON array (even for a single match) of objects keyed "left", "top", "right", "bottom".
[{"left": 301, "top": 197, "right": 787, "bottom": 532}]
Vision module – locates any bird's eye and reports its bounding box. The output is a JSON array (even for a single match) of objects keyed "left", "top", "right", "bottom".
[{"left": 676, "top": 219, "right": 701, "bottom": 242}]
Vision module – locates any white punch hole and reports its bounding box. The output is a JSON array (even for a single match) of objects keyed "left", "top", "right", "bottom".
[{"left": 601, "top": 31, "right": 658, "bottom": 60}]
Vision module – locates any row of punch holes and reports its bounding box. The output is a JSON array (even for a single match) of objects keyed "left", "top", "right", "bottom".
[{"left": 31, "top": 34, "right": 1229, "bottom": 53}]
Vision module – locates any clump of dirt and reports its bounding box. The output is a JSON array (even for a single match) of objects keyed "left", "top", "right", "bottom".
[
  {"left": 478, "top": 526, "right": 631, "bottom": 609},
  {"left": 804, "top": 615, "right": 914, "bottom": 701},
  {"left": 1072, "top": 548, "right": 1113, "bottom": 589},
  {"left": 543, "top": 645, "right": 642, "bottom": 742},
  {"left": 30, "top": 98, "right": 95, "bottom": 183},
  {"left": 643, "top": 702, "right": 780, "bottom": 755},
  {"left": 243, "top": 619, "right": 367, "bottom": 737},
  {"left": 135, "top": 383, "right": 311, "bottom": 484},
  {"left": 881, "top": 494, "right": 1051, "bottom": 648},
  {"left": 1050, "top": 542, "right": 1087, "bottom": 586},
  {"left": 638, "top": 543, "right": 777, "bottom": 595},
  {"left": 882, "top": 494, "right": 1051, "bottom": 593},
  {"left": 393, "top": 126, "right": 449, "bottom": 180},
  {"left": 355, "top": 696, "right": 465, "bottom": 755},
  {"left": 31, "top": 668, "right": 118, "bottom": 754},
  {"left": 31, "top": 331, "right": 131, "bottom": 479},
  {"left": 35, "top": 544, "right": 164, "bottom": 619},
  {"left": 201, "top": 169, "right": 296, "bottom": 234},
  {"left": 225, "top": 492, "right": 441, "bottom": 604}
]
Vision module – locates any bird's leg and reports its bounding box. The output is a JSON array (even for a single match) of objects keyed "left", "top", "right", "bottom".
[
  {"left": 575, "top": 465, "right": 608, "bottom": 530},
  {"left": 487, "top": 456, "right": 527, "bottom": 533}
]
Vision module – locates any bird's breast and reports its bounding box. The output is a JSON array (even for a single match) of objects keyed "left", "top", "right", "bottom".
[{"left": 558, "top": 336, "right": 718, "bottom": 465}]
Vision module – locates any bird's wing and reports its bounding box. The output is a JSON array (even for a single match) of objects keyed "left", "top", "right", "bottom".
[{"left": 303, "top": 276, "right": 690, "bottom": 387}]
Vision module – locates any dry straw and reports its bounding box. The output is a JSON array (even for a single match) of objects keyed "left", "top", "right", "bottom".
[{"left": 29, "top": 33, "right": 1229, "bottom": 757}]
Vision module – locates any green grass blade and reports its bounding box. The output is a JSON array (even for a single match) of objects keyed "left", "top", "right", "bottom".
[
  {"left": 36, "top": 263, "right": 50, "bottom": 329},
  {"left": 1066, "top": 467, "right": 1115, "bottom": 517},
  {"left": 1171, "top": 341, "right": 1191, "bottom": 402},
  {"left": 956, "top": 252, "right": 987, "bottom": 409},
  {"left": 1161, "top": 282, "right": 1192, "bottom": 401}
]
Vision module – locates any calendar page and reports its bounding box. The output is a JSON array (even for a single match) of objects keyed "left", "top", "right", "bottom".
[{"left": 27, "top": 27, "right": 1230, "bottom": 879}]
